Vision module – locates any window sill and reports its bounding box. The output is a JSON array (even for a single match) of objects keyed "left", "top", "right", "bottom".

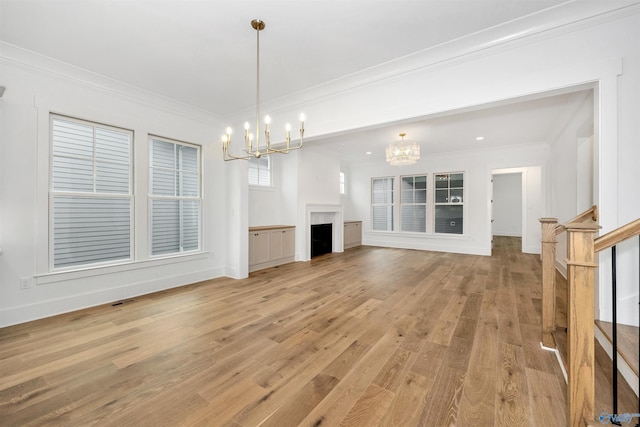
[
  {"left": 36, "top": 251, "right": 210, "bottom": 285},
  {"left": 249, "top": 185, "right": 275, "bottom": 192},
  {"left": 368, "top": 230, "right": 468, "bottom": 239}
]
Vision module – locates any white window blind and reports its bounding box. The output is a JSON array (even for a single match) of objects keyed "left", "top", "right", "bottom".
[
  {"left": 51, "top": 116, "right": 132, "bottom": 269},
  {"left": 371, "top": 177, "right": 394, "bottom": 231},
  {"left": 149, "top": 138, "right": 201, "bottom": 256},
  {"left": 248, "top": 155, "right": 271, "bottom": 186},
  {"left": 401, "top": 175, "right": 427, "bottom": 232}
]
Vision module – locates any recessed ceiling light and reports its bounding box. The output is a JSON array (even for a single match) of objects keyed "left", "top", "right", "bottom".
[
  {"left": 366, "top": 151, "right": 372, "bottom": 155},
  {"left": 476, "top": 136, "right": 484, "bottom": 141}
]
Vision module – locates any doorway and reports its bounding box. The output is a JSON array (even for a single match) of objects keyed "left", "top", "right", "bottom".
[{"left": 492, "top": 171, "right": 523, "bottom": 253}]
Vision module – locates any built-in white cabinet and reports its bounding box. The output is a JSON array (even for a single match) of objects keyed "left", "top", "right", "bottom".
[
  {"left": 343, "top": 221, "right": 362, "bottom": 249},
  {"left": 249, "top": 225, "right": 295, "bottom": 272}
]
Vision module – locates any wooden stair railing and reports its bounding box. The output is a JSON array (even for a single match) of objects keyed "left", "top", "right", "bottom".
[
  {"left": 540, "top": 205, "right": 598, "bottom": 348},
  {"left": 565, "top": 222, "right": 600, "bottom": 427},
  {"left": 540, "top": 210, "right": 640, "bottom": 427}
]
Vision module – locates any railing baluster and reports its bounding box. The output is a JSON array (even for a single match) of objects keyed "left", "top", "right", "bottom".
[
  {"left": 637, "top": 236, "right": 640, "bottom": 427},
  {"left": 612, "top": 245, "right": 619, "bottom": 422}
]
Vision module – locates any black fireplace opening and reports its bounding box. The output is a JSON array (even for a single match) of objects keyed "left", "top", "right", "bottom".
[{"left": 311, "top": 223, "right": 332, "bottom": 258}]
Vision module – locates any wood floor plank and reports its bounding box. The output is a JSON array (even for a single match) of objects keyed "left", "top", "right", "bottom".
[
  {"left": 255, "top": 373, "right": 340, "bottom": 427},
  {"left": 458, "top": 310, "right": 498, "bottom": 426},
  {"left": 495, "top": 343, "right": 529, "bottom": 426},
  {"left": 379, "top": 371, "right": 432, "bottom": 427},
  {"left": 339, "top": 383, "right": 395, "bottom": 427},
  {"left": 525, "top": 367, "right": 566, "bottom": 427},
  {"left": 297, "top": 331, "right": 402, "bottom": 427},
  {"left": 418, "top": 365, "right": 466, "bottom": 426}
]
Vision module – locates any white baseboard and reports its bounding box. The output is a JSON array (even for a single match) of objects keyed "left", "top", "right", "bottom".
[
  {"left": 0, "top": 267, "right": 224, "bottom": 327},
  {"left": 555, "top": 259, "right": 568, "bottom": 278}
]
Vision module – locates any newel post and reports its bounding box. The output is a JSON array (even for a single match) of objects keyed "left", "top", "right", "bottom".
[
  {"left": 565, "top": 222, "right": 600, "bottom": 427},
  {"left": 540, "top": 218, "right": 559, "bottom": 348}
]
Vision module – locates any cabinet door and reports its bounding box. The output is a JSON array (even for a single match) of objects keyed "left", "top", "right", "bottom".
[
  {"left": 344, "top": 223, "right": 354, "bottom": 246},
  {"left": 270, "top": 228, "right": 295, "bottom": 260},
  {"left": 344, "top": 222, "right": 361, "bottom": 247},
  {"left": 270, "top": 229, "right": 284, "bottom": 260},
  {"left": 352, "top": 222, "right": 361, "bottom": 245},
  {"left": 281, "top": 228, "right": 295, "bottom": 258},
  {"left": 249, "top": 231, "right": 270, "bottom": 265}
]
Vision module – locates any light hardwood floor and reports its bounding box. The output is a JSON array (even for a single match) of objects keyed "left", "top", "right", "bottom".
[{"left": 0, "top": 237, "right": 605, "bottom": 426}]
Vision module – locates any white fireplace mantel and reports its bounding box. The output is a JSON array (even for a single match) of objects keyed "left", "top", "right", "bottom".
[{"left": 304, "top": 204, "right": 344, "bottom": 261}]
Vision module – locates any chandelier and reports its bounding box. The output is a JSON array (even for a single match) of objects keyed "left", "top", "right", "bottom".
[
  {"left": 386, "top": 133, "right": 420, "bottom": 166},
  {"left": 221, "top": 19, "right": 305, "bottom": 161}
]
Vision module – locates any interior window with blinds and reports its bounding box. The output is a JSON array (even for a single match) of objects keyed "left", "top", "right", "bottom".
[
  {"left": 51, "top": 116, "right": 133, "bottom": 269},
  {"left": 371, "top": 177, "right": 394, "bottom": 231},
  {"left": 248, "top": 155, "right": 271, "bottom": 186},
  {"left": 149, "top": 137, "right": 201, "bottom": 256},
  {"left": 400, "top": 175, "right": 427, "bottom": 232}
]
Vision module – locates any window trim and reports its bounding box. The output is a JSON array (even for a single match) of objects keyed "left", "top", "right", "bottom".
[
  {"left": 371, "top": 176, "right": 395, "bottom": 232},
  {"left": 400, "top": 174, "right": 428, "bottom": 233},
  {"left": 49, "top": 114, "right": 134, "bottom": 272},
  {"left": 248, "top": 155, "right": 272, "bottom": 187},
  {"left": 433, "top": 171, "right": 465, "bottom": 235},
  {"left": 148, "top": 135, "right": 203, "bottom": 257}
]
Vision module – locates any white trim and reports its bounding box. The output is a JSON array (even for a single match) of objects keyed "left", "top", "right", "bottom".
[
  {"left": 1, "top": 265, "right": 222, "bottom": 328},
  {"left": 49, "top": 115, "right": 135, "bottom": 271},
  {"left": 304, "top": 204, "right": 344, "bottom": 261},
  {"left": 1, "top": 42, "right": 217, "bottom": 123},
  {"left": 540, "top": 342, "right": 568, "bottom": 383},
  {"left": 224, "top": 4, "right": 640, "bottom": 125},
  {"left": 36, "top": 251, "right": 210, "bottom": 285}
]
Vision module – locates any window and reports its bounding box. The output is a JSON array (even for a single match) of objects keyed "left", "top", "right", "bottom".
[
  {"left": 339, "top": 172, "right": 345, "bottom": 194},
  {"left": 149, "top": 137, "right": 201, "bottom": 256},
  {"left": 248, "top": 155, "right": 271, "bottom": 186},
  {"left": 371, "top": 177, "right": 394, "bottom": 231},
  {"left": 50, "top": 116, "right": 133, "bottom": 269},
  {"left": 434, "top": 172, "right": 464, "bottom": 234},
  {"left": 401, "top": 175, "right": 427, "bottom": 232}
]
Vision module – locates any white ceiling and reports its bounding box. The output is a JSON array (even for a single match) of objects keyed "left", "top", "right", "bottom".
[
  {"left": 307, "top": 87, "right": 593, "bottom": 162},
  {"left": 0, "top": 1, "right": 623, "bottom": 160}
]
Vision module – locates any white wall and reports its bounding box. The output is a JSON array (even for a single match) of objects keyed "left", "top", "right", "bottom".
[
  {"left": 248, "top": 146, "right": 341, "bottom": 261},
  {"left": 248, "top": 155, "right": 283, "bottom": 227},
  {"left": 0, "top": 54, "right": 226, "bottom": 326},
  {"left": 294, "top": 147, "right": 342, "bottom": 261},
  {"left": 347, "top": 145, "right": 547, "bottom": 256},
  {"left": 492, "top": 173, "right": 523, "bottom": 237}
]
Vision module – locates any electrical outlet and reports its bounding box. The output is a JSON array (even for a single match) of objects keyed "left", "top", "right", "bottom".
[{"left": 20, "top": 277, "right": 34, "bottom": 290}]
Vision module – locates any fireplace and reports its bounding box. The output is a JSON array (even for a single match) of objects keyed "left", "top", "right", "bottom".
[
  {"left": 304, "top": 204, "right": 343, "bottom": 261},
  {"left": 311, "top": 223, "right": 333, "bottom": 258}
]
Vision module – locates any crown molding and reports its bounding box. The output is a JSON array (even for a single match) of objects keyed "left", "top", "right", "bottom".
[
  {"left": 0, "top": 42, "right": 220, "bottom": 124},
  {"left": 231, "top": 1, "right": 640, "bottom": 123}
]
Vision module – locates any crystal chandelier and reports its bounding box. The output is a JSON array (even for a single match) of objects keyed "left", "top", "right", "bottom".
[
  {"left": 386, "top": 133, "right": 420, "bottom": 166},
  {"left": 221, "top": 19, "right": 305, "bottom": 161}
]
